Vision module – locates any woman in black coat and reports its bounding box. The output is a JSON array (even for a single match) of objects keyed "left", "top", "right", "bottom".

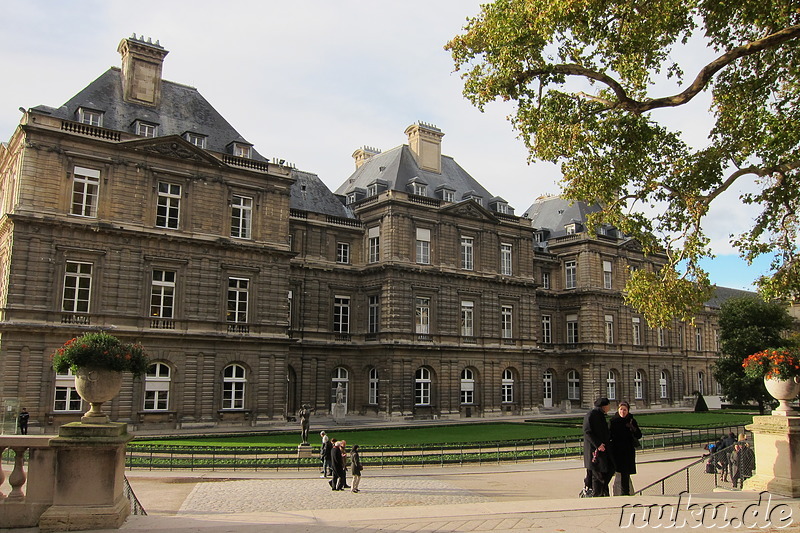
[
  {"left": 609, "top": 401, "right": 642, "bottom": 496},
  {"left": 583, "top": 397, "right": 614, "bottom": 497}
]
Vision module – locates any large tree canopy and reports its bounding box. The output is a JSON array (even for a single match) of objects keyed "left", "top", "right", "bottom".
[{"left": 447, "top": 0, "right": 800, "bottom": 326}]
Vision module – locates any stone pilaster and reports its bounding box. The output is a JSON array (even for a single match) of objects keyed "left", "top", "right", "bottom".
[{"left": 743, "top": 415, "right": 800, "bottom": 497}]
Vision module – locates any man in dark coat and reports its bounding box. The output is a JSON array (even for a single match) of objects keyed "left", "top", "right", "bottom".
[
  {"left": 329, "top": 439, "right": 347, "bottom": 490},
  {"left": 609, "top": 401, "right": 642, "bottom": 495},
  {"left": 584, "top": 397, "right": 614, "bottom": 497}
]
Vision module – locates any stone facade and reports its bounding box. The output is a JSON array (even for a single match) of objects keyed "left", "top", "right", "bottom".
[{"left": 0, "top": 37, "right": 728, "bottom": 432}]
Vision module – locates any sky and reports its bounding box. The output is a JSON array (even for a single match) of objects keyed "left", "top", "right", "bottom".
[{"left": 0, "top": 1, "right": 771, "bottom": 291}]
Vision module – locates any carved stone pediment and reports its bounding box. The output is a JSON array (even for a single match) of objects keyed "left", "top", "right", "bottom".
[
  {"left": 442, "top": 200, "right": 498, "bottom": 222},
  {"left": 120, "top": 135, "right": 224, "bottom": 167}
]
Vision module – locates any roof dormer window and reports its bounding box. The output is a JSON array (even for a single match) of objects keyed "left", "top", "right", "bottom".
[
  {"left": 435, "top": 185, "right": 456, "bottom": 203},
  {"left": 408, "top": 177, "right": 428, "bottom": 197},
  {"left": 135, "top": 120, "right": 158, "bottom": 138},
  {"left": 496, "top": 202, "right": 509, "bottom": 214},
  {"left": 367, "top": 183, "right": 378, "bottom": 197},
  {"left": 184, "top": 132, "right": 207, "bottom": 149},
  {"left": 565, "top": 223, "right": 577, "bottom": 235},
  {"left": 231, "top": 142, "right": 252, "bottom": 159},
  {"left": 77, "top": 108, "right": 103, "bottom": 127},
  {"left": 463, "top": 192, "right": 483, "bottom": 206}
]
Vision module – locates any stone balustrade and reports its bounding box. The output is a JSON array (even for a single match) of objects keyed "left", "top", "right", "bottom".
[{"left": 0, "top": 436, "right": 57, "bottom": 528}]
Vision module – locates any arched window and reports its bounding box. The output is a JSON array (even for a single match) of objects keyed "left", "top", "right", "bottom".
[
  {"left": 660, "top": 370, "right": 669, "bottom": 399},
  {"left": 460, "top": 368, "right": 475, "bottom": 405},
  {"left": 543, "top": 370, "right": 554, "bottom": 407},
  {"left": 501, "top": 368, "right": 515, "bottom": 404},
  {"left": 634, "top": 370, "right": 644, "bottom": 400},
  {"left": 222, "top": 364, "right": 246, "bottom": 410},
  {"left": 415, "top": 367, "right": 432, "bottom": 406},
  {"left": 144, "top": 362, "right": 171, "bottom": 411},
  {"left": 606, "top": 370, "right": 617, "bottom": 400},
  {"left": 54, "top": 369, "right": 82, "bottom": 412},
  {"left": 331, "top": 367, "right": 349, "bottom": 409},
  {"left": 368, "top": 368, "right": 379, "bottom": 405},
  {"left": 697, "top": 371, "right": 705, "bottom": 395},
  {"left": 567, "top": 370, "right": 580, "bottom": 401}
]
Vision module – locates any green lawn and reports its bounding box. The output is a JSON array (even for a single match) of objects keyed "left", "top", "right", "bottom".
[{"left": 532, "top": 411, "right": 754, "bottom": 429}]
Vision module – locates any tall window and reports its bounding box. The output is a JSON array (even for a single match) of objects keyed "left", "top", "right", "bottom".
[
  {"left": 222, "top": 364, "right": 246, "bottom": 409},
  {"left": 501, "top": 305, "right": 513, "bottom": 339},
  {"left": 565, "top": 260, "right": 577, "bottom": 289},
  {"left": 677, "top": 326, "right": 684, "bottom": 349},
  {"left": 695, "top": 327, "right": 703, "bottom": 351},
  {"left": 331, "top": 367, "right": 349, "bottom": 408},
  {"left": 230, "top": 195, "right": 253, "bottom": 239},
  {"left": 227, "top": 277, "right": 249, "bottom": 323},
  {"left": 541, "top": 314, "right": 552, "bottom": 344},
  {"left": 156, "top": 182, "right": 181, "bottom": 229},
  {"left": 368, "top": 368, "right": 379, "bottom": 404},
  {"left": 697, "top": 371, "right": 705, "bottom": 395},
  {"left": 660, "top": 371, "right": 669, "bottom": 399},
  {"left": 542, "top": 271, "right": 551, "bottom": 289},
  {"left": 604, "top": 315, "right": 614, "bottom": 344},
  {"left": 54, "top": 370, "right": 82, "bottom": 411},
  {"left": 566, "top": 314, "right": 579, "bottom": 344},
  {"left": 606, "top": 370, "right": 617, "bottom": 400},
  {"left": 658, "top": 327, "right": 667, "bottom": 347},
  {"left": 567, "top": 370, "right": 580, "bottom": 401},
  {"left": 602, "top": 260, "right": 613, "bottom": 289},
  {"left": 461, "top": 301, "right": 474, "bottom": 337},
  {"left": 500, "top": 243, "right": 513, "bottom": 275},
  {"left": 632, "top": 317, "right": 642, "bottom": 346},
  {"left": 461, "top": 236, "right": 474, "bottom": 270},
  {"left": 460, "top": 368, "right": 475, "bottom": 404},
  {"left": 501, "top": 368, "right": 514, "bottom": 403},
  {"left": 144, "top": 363, "right": 171, "bottom": 411},
  {"left": 415, "top": 367, "right": 431, "bottom": 405},
  {"left": 368, "top": 295, "right": 380, "bottom": 333},
  {"left": 368, "top": 226, "right": 380, "bottom": 263},
  {"left": 543, "top": 370, "right": 553, "bottom": 403},
  {"left": 415, "top": 297, "right": 430, "bottom": 334},
  {"left": 150, "top": 270, "right": 176, "bottom": 318},
  {"left": 634, "top": 370, "right": 644, "bottom": 399},
  {"left": 70, "top": 166, "right": 100, "bottom": 217},
  {"left": 62, "top": 261, "right": 92, "bottom": 313},
  {"left": 336, "top": 242, "right": 350, "bottom": 264},
  {"left": 333, "top": 296, "right": 350, "bottom": 333},
  {"left": 416, "top": 228, "right": 430, "bottom": 264}
]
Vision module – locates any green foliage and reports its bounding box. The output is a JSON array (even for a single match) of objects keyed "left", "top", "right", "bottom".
[
  {"left": 51, "top": 332, "right": 149, "bottom": 377},
  {"left": 447, "top": 0, "right": 800, "bottom": 325}
]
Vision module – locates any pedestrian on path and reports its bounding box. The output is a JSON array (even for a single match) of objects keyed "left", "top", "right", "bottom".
[
  {"left": 319, "top": 431, "right": 331, "bottom": 477},
  {"left": 583, "top": 397, "right": 614, "bottom": 497},
  {"left": 350, "top": 444, "right": 363, "bottom": 493},
  {"left": 18, "top": 407, "right": 29, "bottom": 435},
  {"left": 609, "top": 401, "right": 641, "bottom": 495}
]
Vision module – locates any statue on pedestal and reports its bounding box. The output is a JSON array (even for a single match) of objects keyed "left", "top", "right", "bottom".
[{"left": 299, "top": 404, "right": 310, "bottom": 445}]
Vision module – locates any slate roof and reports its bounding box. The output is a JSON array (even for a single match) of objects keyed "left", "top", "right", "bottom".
[
  {"left": 523, "top": 195, "right": 602, "bottom": 238},
  {"left": 290, "top": 169, "right": 354, "bottom": 218},
  {"left": 705, "top": 286, "right": 758, "bottom": 309},
  {"left": 30, "top": 67, "right": 267, "bottom": 161}
]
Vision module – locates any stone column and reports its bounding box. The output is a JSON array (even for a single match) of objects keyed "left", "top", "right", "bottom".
[
  {"left": 743, "top": 415, "right": 800, "bottom": 497},
  {"left": 38, "top": 422, "right": 133, "bottom": 532}
]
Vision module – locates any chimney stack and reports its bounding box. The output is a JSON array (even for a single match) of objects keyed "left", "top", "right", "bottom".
[
  {"left": 405, "top": 122, "right": 444, "bottom": 174},
  {"left": 352, "top": 146, "right": 381, "bottom": 169},
  {"left": 117, "top": 34, "right": 169, "bottom": 107}
]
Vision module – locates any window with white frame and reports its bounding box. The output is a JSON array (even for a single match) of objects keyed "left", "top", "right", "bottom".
[
  {"left": 222, "top": 364, "right": 246, "bottom": 409},
  {"left": 565, "top": 223, "right": 577, "bottom": 234},
  {"left": 232, "top": 143, "right": 252, "bottom": 158},
  {"left": 336, "top": 242, "right": 350, "bottom": 264},
  {"left": 632, "top": 317, "right": 642, "bottom": 346},
  {"left": 411, "top": 182, "right": 427, "bottom": 196},
  {"left": 368, "top": 368, "right": 379, "bottom": 404},
  {"left": 443, "top": 189, "right": 455, "bottom": 202},
  {"left": 604, "top": 315, "right": 614, "bottom": 344},
  {"left": 715, "top": 330, "right": 720, "bottom": 352},
  {"left": 501, "top": 305, "right": 513, "bottom": 339},
  {"left": 567, "top": 370, "right": 580, "bottom": 401},
  {"left": 415, "top": 297, "right": 430, "bottom": 334},
  {"left": 695, "top": 327, "right": 703, "bottom": 351},
  {"left": 70, "top": 166, "right": 100, "bottom": 217},
  {"left": 501, "top": 368, "right": 514, "bottom": 403},
  {"left": 565, "top": 260, "right": 577, "bottom": 289},
  {"left": 227, "top": 277, "right": 249, "bottom": 323},
  {"left": 416, "top": 228, "right": 431, "bottom": 264},
  {"left": 541, "top": 314, "right": 552, "bottom": 344},
  {"left": 542, "top": 271, "right": 551, "bottom": 289},
  {"left": 144, "top": 363, "right": 171, "bottom": 411},
  {"left": 415, "top": 367, "right": 431, "bottom": 405},
  {"left": 368, "top": 295, "right": 380, "bottom": 334},
  {"left": 461, "top": 300, "right": 474, "bottom": 337},
  {"left": 184, "top": 132, "right": 207, "bottom": 148},
  {"left": 566, "top": 313, "right": 579, "bottom": 344},
  {"left": 78, "top": 108, "right": 102, "bottom": 127},
  {"left": 151, "top": 270, "right": 176, "bottom": 318},
  {"left": 603, "top": 260, "right": 613, "bottom": 289},
  {"left": 333, "top": 295, "right": 350, "bottom": 333},
  {"left": 606, "top": 370, "right": 617, "bottom": 400},
  {"left": 543, "top": 370, "right": 553, "bottom": 402},
  {"left": 156, "top": 182, "right": 181, "bottom": 229},
  {"left": 496, "top": 202, "right": 509, "bottom": 214},
  {"left": 660, "top": 370, "right": 669, "bottom": 399},
  {"left": 658, "top": 327, "right": 667, "bottom": 347},
  {"left": 62, "top": 261, "right": 92, "bottom": 313},
  {"left": 697, "top": 371, "right": 705, "bottom": 395},
  {"left": 460, "top": 368, "right": 475, "bottom": 404},
  {"left": 500, "top": 243, "right": 513, "bottom": 275},
  {"left": 461, "top": 236, "right": 474, "bottom": 270},
  {"left": 136, "top": 121, "right": 157, "bottom": 137},
  {"left": 634, "top": 370, "right": 644, "bottom": 399},
  {"left": 331, "top": 367, "right": 349, "bottom": 407},
  {"left": 54, "top": 370, "right": 82, "bottom": 411},
  {"left": 366, "top": 183, "right": 378, "bottom": 197},
  {"left": 368, "top": 226, "right": 380, "bottom": 263},
  {"left": 230, "top": 195, "right": 253, "bottom": 239}
]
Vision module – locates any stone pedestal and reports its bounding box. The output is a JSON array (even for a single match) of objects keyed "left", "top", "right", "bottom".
[
  {"left": 743, "top": 415, "right": 800, "bottom": 497},
  {"left": 38, "top": 422, "right": 133, "bottom": 532},
  {"left": 297, "top": 444, "right": 313, "bottom": 458},
  {"left": 332, "top": 403, "right": 346, "bottom": 424}
]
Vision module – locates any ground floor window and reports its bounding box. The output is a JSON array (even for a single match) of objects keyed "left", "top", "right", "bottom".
[{"left": 415, "top": 367, "right": 431, "bottom": 405}]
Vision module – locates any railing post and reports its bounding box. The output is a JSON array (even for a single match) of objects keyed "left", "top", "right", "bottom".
[
  {"left": 0, "top": 445, "right": 6, "bottom": 499},
  {"left": 7, "top": 447, "right": 27, "bottom": 500}
]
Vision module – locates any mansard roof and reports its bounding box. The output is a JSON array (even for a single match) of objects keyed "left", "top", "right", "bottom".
[
  {"left": 704, "top": 286, "right": 759, "bottom": 309},
  {"left": 290, "top": 169, "right": 355, "bottom": 218},
  {"left": 523, "top": 195, "right": 602, "bottom": 237}
]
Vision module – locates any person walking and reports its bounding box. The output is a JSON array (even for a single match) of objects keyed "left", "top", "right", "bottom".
[
  {"left": 328, "top": 438, "right": 343, "bottom": 490},
  {"left": 350, "top": 444, "right": 363, "bottom": 493},
  {"left": 584, "top": 397, "right": 614, "bottom": 497},
  {"left": 319, "top": 431, "right": 331, "bottom": 477},
  {"left": 609, "top": 401, "right": 642, "bottom": 495},
  {"left": 18, "top": 407, "right": 29, "bottom": 435}
]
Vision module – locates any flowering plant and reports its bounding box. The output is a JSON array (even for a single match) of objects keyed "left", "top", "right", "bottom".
[
  {"left": 742, "top": 347, "right": 800, "bottom": 380},
  {"left": 51, "top": 332, "right": 149, "bottom": 377}
]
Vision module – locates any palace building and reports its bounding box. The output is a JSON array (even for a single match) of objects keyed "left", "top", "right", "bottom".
[{"left": 0, "top": 36, "right": 739, "bottom": 432}]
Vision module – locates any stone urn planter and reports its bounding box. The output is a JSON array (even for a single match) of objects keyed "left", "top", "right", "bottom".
[
  {"left": 764, "top": 376, "right": 800, "bottom": 416},
  {"left": 74, "top": 367, "right": 124, "bottom": 423}
]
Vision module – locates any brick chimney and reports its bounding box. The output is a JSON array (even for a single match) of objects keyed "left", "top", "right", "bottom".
[
  {"left": 405, "top": 122, "right": 444, "bottom": 174},
  {"left": 117, "top": 34, "right": 169, "bottom": 106},
  {"left": 352, "top": 146, "right": 381, "bottom": 169}
]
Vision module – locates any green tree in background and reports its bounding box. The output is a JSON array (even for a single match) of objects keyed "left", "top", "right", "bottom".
[
  {"left": 447, "top": 1, "right": 800, "bottom": 326},
  {"left": 712, "top": 297, "right": 794, "bottom": 413}
]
